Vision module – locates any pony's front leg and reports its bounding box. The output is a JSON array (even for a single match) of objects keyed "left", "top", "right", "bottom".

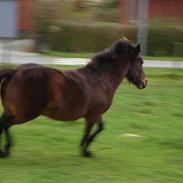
[
  {"left": 80, "top": 117, "right": 104, "bottom": 157},
  {"left": 80, "top": 121, "right": 95, "bottom": 157},
  {"left": 87, "top": 120, "right": 104, "bottom": 144}
]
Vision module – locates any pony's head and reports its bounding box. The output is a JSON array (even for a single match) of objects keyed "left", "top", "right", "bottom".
[{"left": 114, "top": 39, "right": 148, "bottom": 89}]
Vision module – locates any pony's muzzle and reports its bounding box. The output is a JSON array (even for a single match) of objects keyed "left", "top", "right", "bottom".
[
  {"left": 138, "top": 78, "right": 148, "bottom": 89},
  {"left": 142, "top": 78, "right": 148, "bottom": 88}
]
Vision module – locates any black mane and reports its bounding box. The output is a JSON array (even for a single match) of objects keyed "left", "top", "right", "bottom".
[
  {"left": 86, "top": 40, "right": 134, "bottom": 70},
  {"left": 91, "top": 48, "right": 116, "bottom": 65}
]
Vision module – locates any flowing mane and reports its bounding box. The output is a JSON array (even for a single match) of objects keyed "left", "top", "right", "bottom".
[
  {"left": 91, "top": 48, "right": 116, "bottom": 65},
  {"left": 85, "top": 40, "right": 134, "bottom": 71}
]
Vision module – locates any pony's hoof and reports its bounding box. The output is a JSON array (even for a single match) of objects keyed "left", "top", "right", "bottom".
[
  {"left": 82, "top": 150, "right": 94, "bottom": 158},
  {"left": 0, "top": 150, "right": 8, "bottom": 158},
  {"left": 80, "top": 140, "right": 85, "bottom": 147}
]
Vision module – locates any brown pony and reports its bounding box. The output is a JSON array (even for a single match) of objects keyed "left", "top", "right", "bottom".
[{"left": 0, "top": 39, "right": 147, "bottom": 158}]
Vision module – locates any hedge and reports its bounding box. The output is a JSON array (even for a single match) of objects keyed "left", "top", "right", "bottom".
[
  {"left": 47, "top": 22, "right": 137, "bottom": 52},
  {"left": 147, "top": 26, "right": 183, "bottom": 56},
  {"left": 46, "top": 22, "right": 183, "bottom": 56}
]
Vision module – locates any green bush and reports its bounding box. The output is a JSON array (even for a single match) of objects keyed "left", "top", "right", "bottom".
[
  {"left": 147, "top": 26, "right": 183, "bottom": 56},
  {"left": 47, "top": 22, "right": 137, "bottom": 52},
  {"left": 46, "top": 22, "right": 183, "bottom": 56}
]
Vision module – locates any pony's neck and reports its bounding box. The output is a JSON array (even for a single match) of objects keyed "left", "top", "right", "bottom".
[
  {"left": 100, "top": 59, "right": 130, "bottom": 90},
  {"left": 81, "top": 57, "right": 130, "bottom": 92}
]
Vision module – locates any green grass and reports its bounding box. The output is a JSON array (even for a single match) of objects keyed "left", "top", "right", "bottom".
[
  {"left": 42, "top": 50, "right": 94, "bottom": 59},
  {"left": 42, "top": 50, "right": 183, "bottom": 61},
  {"left": 144, "top": 56, "right": 183, "bottom": 61},
  {"left": 0, "top": 67, "right": 183, "bottom": 183}
]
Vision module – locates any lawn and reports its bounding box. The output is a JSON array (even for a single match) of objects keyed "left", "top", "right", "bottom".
[
  {"left": 42, "top": 50, "right": 183, "bottom": 61},
  {"left": 0, "top": 66, "right": 183, "bottom": 183}
]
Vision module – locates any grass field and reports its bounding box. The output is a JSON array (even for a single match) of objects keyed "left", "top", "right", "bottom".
[
  {"left": 0, "top": 66, "right": 183, "bottom": 183},
  {"left": 42, "top": 50, "right": 183, "bottom": 61}
]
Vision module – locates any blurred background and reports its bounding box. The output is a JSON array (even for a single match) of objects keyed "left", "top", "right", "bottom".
[{"left": 0, "top": 0, "right": 183, "bottom": 63}]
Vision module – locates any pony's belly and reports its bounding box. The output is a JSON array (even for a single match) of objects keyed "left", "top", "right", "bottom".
[
  {"left": 42, "top": 108, "right": 87, "bottom": 121},
  {"left": 43, "top": 113, "right": 84, "bottom": 121}
]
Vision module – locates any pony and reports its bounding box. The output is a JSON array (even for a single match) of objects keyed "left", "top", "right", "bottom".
[{"left": 0, "top": 39, "right": 147, "bottom": 158}]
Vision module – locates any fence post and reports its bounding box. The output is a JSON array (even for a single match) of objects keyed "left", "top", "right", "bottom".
[{"left": 137, "top": 0, "right": 149, "bottom": 55}]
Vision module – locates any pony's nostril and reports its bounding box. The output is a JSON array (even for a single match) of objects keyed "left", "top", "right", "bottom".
[
  {"left": 142, "top": 77, "right": 148, "bottom": 87},
  {"left": 139, "top": 80, "right": 147, "bottom": 89},
  {"left": 144, "top": 77, "right": 148, "bottom": 84},
  {"left": 143, "top": 80, "right": 148, "bottom": 88}
]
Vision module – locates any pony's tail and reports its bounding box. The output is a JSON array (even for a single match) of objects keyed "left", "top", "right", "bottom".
[
  {"left": 0, "top": 68, "right": 15, "bottom": 111},
  {"left": 0, "top": 68, "right": 15, "bottom": 87}
]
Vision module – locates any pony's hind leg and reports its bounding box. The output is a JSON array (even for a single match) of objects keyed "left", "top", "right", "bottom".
[
  {"left": 3, "top": 126, "right": 12, "bottom": 156},
  {"left": 0, "top": 125, "right": 4, "bottom": 157},
  {"left": 0, "top": 114, "right": 14, "bottom": 158}
]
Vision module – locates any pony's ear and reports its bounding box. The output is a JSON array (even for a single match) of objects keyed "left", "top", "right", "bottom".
[
  {"left": 136, "top": 43, "right": 141, "bottom": 52},
  {"left": 121, "top": 36, "right": 129, "bottom": 41}
]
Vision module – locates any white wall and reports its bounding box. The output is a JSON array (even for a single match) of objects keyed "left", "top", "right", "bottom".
[{"left": 0, "top": 0, "right": 18, "bottom": 38}]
